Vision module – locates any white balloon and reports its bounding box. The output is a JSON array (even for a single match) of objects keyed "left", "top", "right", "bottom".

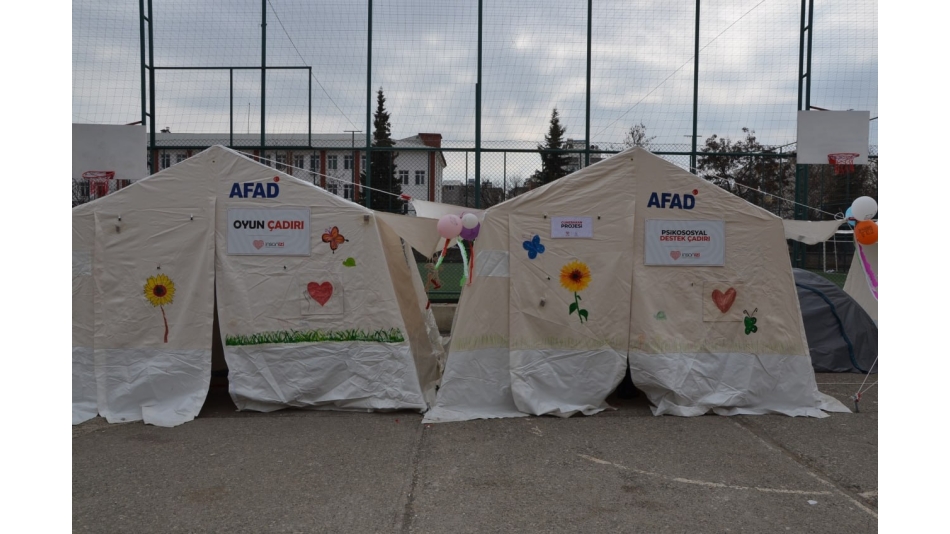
[
  {"left": 850, "top": 196, "right": 877, "bottom": 221},
  {"left": 461, "top": 212, "right": 479, "bottom": 229}
]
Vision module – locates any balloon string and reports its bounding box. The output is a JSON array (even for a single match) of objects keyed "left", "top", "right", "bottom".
[
  {"left": 434, "top": 238, "right": 450, "bottom": 270},
  {"left": 456, "top": 237, "right": 469, "bottom": 286}
]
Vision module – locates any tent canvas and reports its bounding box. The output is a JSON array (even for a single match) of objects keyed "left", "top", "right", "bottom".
[
  {"left": 73, "top": 146, "right": 442, "bottom": 427},
  {"left": 424, "top": 147, "right": 848, "bottom": 423},
  {"left": 793, "top": 269, "right": 878, "bottom": 373},
  {"left": 844, "top": 243, "right": 878, "bottom": 323}
]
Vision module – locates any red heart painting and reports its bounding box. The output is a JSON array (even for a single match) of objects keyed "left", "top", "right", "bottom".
[
  {"left": 711, "top": 287, "right": 737, "bottom": 313},
  {"left": 307, "top": 282, "right": 333, "bottom": 306},
  {"left": 253, "top": 240, "right": 265, "bottom": 250},
  {"left": 670, "top": 251, "right": 681, "bottom": 260}
]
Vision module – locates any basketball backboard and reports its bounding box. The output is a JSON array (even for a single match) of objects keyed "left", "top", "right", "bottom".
[
  {"left": 72, "top": 124, "right": 148, "bottom": 182},
  {"left": 796, "top": 110, "right": 870, "bottom": 165}
]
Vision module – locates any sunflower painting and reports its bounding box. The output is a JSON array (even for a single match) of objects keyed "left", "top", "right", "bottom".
[
  {"left": 560, "top": 260, "right": 591, "bottom": 324},
  {"left": 144, "top": 273, "right": 176, "bottom": 343}
]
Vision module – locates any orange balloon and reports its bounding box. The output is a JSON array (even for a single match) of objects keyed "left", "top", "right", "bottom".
[{"left": 855, "top": 220, "right": 878, "bottom": 245}]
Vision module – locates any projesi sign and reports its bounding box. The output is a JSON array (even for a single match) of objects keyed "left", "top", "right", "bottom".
[{"left": 551, "top": 216, "right": 593, "bottom": 238}]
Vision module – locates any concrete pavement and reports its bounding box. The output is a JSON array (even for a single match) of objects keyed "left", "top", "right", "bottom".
[{"left": 73, "top": 373, "right": 877, "bottom": 533}]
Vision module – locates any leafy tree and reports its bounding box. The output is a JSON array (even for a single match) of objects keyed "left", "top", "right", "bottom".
[
  {"left": 361, "top": 88, "right": 405, "bottom": 213},
  {"left": 533, "top": 108, "right": 571, "bottom": 186},
  {"left": 696, "top": 127, "right": 878, "bottom": 221},
  {"left": 696, "top": 127, "right": 795, "bottom": 218},
  {"left": 623, "top": 122, "right": 656, "bottom": 149}
]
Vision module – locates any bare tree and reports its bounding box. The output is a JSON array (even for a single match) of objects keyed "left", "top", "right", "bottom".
[{"left": 623, "top": 122, "right": 656, "bottom": 149}]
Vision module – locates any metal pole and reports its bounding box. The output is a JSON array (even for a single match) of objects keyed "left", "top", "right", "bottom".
[
  {"left": 797, "top": 0, "right": 806, "bottom": 110},
  {"left": 474, "top": 0, "right": 482, "bottom": 208},
  {"left": 503, "top": 151, "right": 507, "bottom": 201},
  {"left": 365, "top": 0, "right": 373, "bottom": 208},
  {"left": 147, "top": 0, "right": 156, "bottom": 171},
  {"left": 805, "top": 0, "right": 814, "bottom": 110},
  {"left": 585, "top": 0, "right": 592, "bottom": 168},
  {"left": 261, "top": 0, "right": 266, "bottom": 160},
  {"left": 139, "top": 0, "right": 147, "bottom": 128},
  {"left": 308, "top": 67, "right": 312, "bottom": 147},
  {"left": 691, "top": 0, "right": 700, "bottom": 173},
  {"left": 230, "top": 68, "right": 233, "bottom": 147},
  {"left": 345, "top": 130, "right": 361, "bottom": 205}
]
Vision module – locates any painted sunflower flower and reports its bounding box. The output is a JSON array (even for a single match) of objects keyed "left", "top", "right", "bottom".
[
  {"left": 144, "top": 274, "right": 176, "bottom": 306},
  {"left": 559, "top": 260, "right": 592, "bottom": 293}
]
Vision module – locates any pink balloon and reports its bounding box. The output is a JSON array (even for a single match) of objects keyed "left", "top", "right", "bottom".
[{"left": 437, "top": 214, "right": 463, "bottom": 239}]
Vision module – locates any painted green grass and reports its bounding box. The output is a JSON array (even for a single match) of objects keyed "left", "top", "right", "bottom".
[{"left": 225, "top": 327, "right": 405, "bottom": 346}]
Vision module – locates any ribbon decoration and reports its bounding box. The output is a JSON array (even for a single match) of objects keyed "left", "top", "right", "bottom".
[
  {"left": 468, "top": 240, "right": 475, "bottom": 286},
  {"left": 433, "top": 238, "right": 451, "bottom": 270},
  {"left": 857, "top": 243, "right": 878, "bottom": 301},
  {"left": 456, "top": 237, "right": 469, "bottom": 287}
]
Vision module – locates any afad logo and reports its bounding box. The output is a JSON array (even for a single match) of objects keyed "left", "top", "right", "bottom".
[
  {"left": 229, "top": 176, "right": 280, "bottom": 199},
  {"left": 647, "top": 189, "right": 698, "bottom": 210}
]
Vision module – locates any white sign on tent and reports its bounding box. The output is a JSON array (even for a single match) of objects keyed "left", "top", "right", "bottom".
[
  {"left": 644, "top": 219, "right": 725, "bottom": 266},
  {"left": 550, "top": 216, "right": 594, "bottom": 238},
  {"left": 227, "top": 207, "right": 312, "bottom": 255}
]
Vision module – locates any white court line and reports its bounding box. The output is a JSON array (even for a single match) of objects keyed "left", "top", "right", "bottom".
[
  {"left": 578, "top": 454, "right": 833, "bottom": 496},
  {"left": 731, "top": 421, "right": 879, "bottom": 519}
]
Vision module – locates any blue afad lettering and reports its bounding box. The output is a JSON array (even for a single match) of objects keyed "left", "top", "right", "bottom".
[
  {"left": 647, "top": 192, "right": 695, "bottom": 209},
  {"left": 229, "top": 182, "right": 280, "bottom": 198}
]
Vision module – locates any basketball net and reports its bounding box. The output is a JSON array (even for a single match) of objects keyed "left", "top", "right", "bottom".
[
  {"left": 827, "top": 153, "right": 858, "bottom": 176},
  {"left": 82, "top": 170, "right": 115, "bottom": 198}
]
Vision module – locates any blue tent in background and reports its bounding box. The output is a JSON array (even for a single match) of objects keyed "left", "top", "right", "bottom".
[{"left": 793, "top": 269, "right": 878, "bottom": 374}]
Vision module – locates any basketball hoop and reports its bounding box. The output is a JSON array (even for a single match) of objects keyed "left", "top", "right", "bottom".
[
  {"left": 82, "top": 170, "right": 115, "bottom": 199},
  {"left": 827, "top": 153, "right": 859, "bottom": 176}
]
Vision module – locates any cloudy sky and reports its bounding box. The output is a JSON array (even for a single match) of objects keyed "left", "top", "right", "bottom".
[{"left": 73, "top": 0, "right": 877, "bottom": 182}]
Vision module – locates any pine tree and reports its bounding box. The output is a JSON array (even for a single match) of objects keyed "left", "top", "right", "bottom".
[
  {"left": 362, "top": 88, "right": 405, "bottom": 213},
  {"left": 535, "top": 108, "right": 571, "bottom": 185}
]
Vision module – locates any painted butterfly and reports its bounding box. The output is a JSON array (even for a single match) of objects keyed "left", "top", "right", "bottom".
[
  {"left": 743, "top": 308, "right": 758, "bottom": 335},
  {"left": 522, "top": 234, "right": 545, "bottom": 259},
  {"left": 322, "top": 226, "right": 348, "bottom": 253}
]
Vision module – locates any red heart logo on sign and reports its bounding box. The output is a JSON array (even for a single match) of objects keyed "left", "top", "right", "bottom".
[
  {"left": 253, "top": 240, "right": 265, "bottom": 250},
  {"left": 711, "top": 287, "right": 737, "bottom": 313},
  {"left": 670, "top": 251, "right": 681, "bottom": 260},
  {"left": 307, "top": 282, "right": 333, "bottom": 306}
]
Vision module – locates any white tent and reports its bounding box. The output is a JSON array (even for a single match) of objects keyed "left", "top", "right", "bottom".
[
  {"left": 424, "top": 147, "right": 848, "bottom": 423},
  {"left": 73, "top": 146, "right": 443, "bottom": 427},
  {"left": 843, "top": 242, "right": 878, "bottom": 323}
]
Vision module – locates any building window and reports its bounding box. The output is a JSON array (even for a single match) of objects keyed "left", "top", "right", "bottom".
[
  {"left": 310, "top": 154, "right": 320, "bottom": 172},
  {"left": 327, "top": 182, "right": 339, "bottom": 195},
  {"left": 399, "top": 170, "right": 409, "bottom": 185},
  {"left": 343, "top": 183, "right": 353, "bottom": 200},
  {"left": 415, "top": 170, "right": 426, "bottom": 185},
  {"left": 327, "top": 155, "right": 338, "bottom": 170},
  {"left": 294, "top": 155, "right": 304, "bottom": 171},
  {"left": 344, "top": 155, "right": 353, "bottom": 170},
  {"left": 160, "top": 153, "right": 171, "bottom": 169},
  {"left": 275, "top": 154, "right": 287, "bottom": 171},
  {"left": 176, "top": 154, "right": 186, "bottom": 164}
]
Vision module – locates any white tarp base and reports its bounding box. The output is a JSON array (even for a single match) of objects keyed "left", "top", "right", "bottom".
[
  {"left": 225, "top": 342, "right": 428, "bottom": 412},
  {"left": 629, "top": 352, "right": 848, "bottom": 417},
  {"left": 422, "top": 348, "right": 528, "bottom": 423},
  {"left": 94, "top": 348, "right": 211, "bottom": 427},
  {"left": 510, "top": 348, "right": 627, "bottom": 418},
  {"left": 72, "top": 347, "right": 97, "bottom": 424}
]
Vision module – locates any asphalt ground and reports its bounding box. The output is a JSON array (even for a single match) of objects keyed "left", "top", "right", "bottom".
[{"left": 73, "top": 373, "right": 877, "bottom": 533}]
